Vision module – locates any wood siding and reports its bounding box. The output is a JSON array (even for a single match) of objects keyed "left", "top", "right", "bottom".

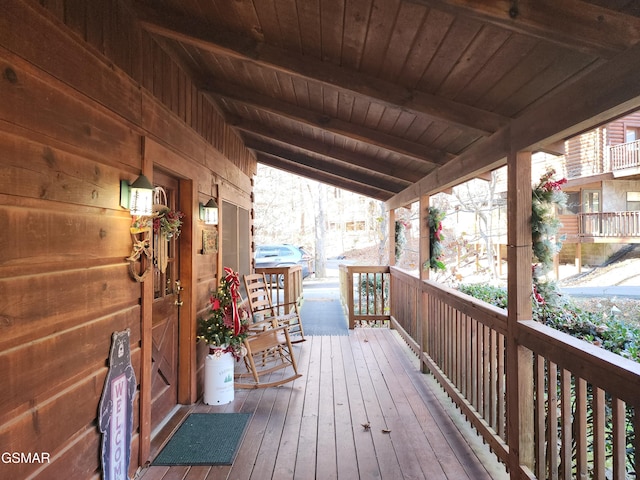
[
  {"left": 564, "top": 111, "right": 640, "bottom": 179},
  {"left": 606, "top": 111, "right": 640, "bottom": 146},
  {"left": 564, "top": 127, "right": 606, "bottom": 179},
  {"left": 0, "top": 1, "right": 255, "bottom": 478}
]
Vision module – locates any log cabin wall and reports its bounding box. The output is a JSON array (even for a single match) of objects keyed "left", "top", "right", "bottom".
[
  {"left": 606, "top": 111, "right": 640, "bottom": 145},
  {"left": 564, "top": 127, "right": 606, "bottom": 179},
  {"left": 0, "top": 1, "right": 255, "bottom": 478},
  {"left": 564, "top": 111, "right": 640, "bottom": 179}
]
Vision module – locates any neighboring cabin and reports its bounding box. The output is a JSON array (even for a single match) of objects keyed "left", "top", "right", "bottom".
[
  {"left": 436, "top": 112, "right": 640, "bottom": 273},
  {"left": 559, "top": 111, "right": 640, "bottom": 268}
]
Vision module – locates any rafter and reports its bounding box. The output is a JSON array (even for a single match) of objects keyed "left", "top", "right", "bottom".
[
  {"left": 203, "top": 81, "right": 451, "bottom": 167},
  {"left": 256, "top": 153, "right": 393, "bottom": 201},
  {"left": 134, "top": 3, "right": 508, "bottom": 136},
  {"left": 245, "top": 137, "right": 405, "bottom": 194},
  {"left": 232, "top": 119, "right": 427, "bottom": 184},
  {"left": 407, "top": 0, "right": 640, "bottom": 58}
]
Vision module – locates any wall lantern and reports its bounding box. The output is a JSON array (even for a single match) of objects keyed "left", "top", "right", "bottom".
[
  {"left": 120, "top": 174, "right": 154, "bottom": 216},
  {"left": 200, "top": 198, "right": 219, "bottom": 225}
]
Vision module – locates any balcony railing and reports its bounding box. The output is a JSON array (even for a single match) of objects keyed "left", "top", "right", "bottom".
[
  {"left": 579, "top": 211, "right": 640, "bottom": 237},
  {"left": 610, "top": 139, "right": 640, "bottom": 171},
  {"left": 341, "top": 265, "right": 640, "bottom": 479}
]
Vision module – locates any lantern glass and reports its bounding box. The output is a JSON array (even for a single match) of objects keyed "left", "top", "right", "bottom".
[
  {"left": 128, "top": 174, "right": 154, "bottom": 216},
  {"left": 204, "top": 199, "right": 218, "bottom": 225}
]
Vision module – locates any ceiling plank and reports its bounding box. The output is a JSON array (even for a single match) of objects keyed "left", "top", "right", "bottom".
[
  {"left": 203, "top": 81, "right": 452, "bottom": 166},
  {"left": 407, "top": 0, "right": 640, "bottom": 58},
  {"left": 387, "top": 39, "right": 640, "bottom": 209},
  {"left": 245, "top": 137, "right": 405, "bottom": 194},
  {"left": 232, "top": 118, "right": 427, "bottom": 183},
  {"left": 133, "top": 3, "right": 508, "bottom": 136},
  {"left": 256, "top": 153, "right": 393, "bottom": 200}
]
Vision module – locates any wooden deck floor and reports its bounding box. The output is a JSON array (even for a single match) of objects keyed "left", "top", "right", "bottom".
[{"left": 136, "top": 329, "right": 508, "bottom": 480}]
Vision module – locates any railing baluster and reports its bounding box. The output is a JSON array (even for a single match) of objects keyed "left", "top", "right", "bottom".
[
  {"left": 560, "top": 369, "right": 572, "bottom": 480},
  {"left": 575, "top": 378, "right": 588, "bottom": 479},
  {"left": 497, "top": 332, "right": 505, "bottom": 439},
  {"left": 593, "top": 387, "right": 606, "bottom": 479},
  {"left": 534, "top": 354, "right": 545, "bottom": 480},
  {"left": 548, "top": 362, "right": 559, "bottom": 480}
]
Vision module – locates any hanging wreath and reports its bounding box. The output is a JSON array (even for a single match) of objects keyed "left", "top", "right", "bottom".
[
  {"left": 427, "top": 206, "right": 446, "bottom": 271},
  {"left": 153, "top": 207, "right": 184, "bottom": 239}
]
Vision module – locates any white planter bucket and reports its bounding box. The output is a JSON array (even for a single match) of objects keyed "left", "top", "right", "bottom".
[{"left": 204, "top": 350, "right": 234, "bottom": 405}]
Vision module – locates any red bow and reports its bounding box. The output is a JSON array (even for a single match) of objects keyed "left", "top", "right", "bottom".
[{"left": 224, "top": 267, "right": 241, "bottom": 335}]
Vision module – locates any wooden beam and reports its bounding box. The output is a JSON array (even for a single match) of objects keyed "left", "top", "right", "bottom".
[
  {"left": 256, "top": 153, "right": 393, "bottom": 201},
  {"left": 134, "top": 4, "right": 508, "bottom": 136},
  {"left": 407, "top": 0, "right": 640, "bottom": 58},
  {"left": 387, "top": 39, "right": 640, "bottom": 209},
  {"left": 506, "top": 150, "right": 534, "bottom": 473},
  {"left": 537, "top": 140, "right": 565, "bottom": 156},
  {"left": 245, "top": 137, "right": 404, "bottom": 194},
  {"left": 233, "top": 119, "right": 425, "bottom": 183},
  {"left": 204, "top": 82, "right": 451, "bottom": 166}
]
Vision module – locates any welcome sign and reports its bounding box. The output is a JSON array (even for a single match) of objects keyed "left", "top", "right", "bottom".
[{"left": 98, "top": 330, "right": 137, "bottom": 480}]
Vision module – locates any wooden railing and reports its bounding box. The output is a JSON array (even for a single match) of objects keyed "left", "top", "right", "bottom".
[
  {"left": 255, "top": 265, "right": 303, "bottom": 314},
  {"left": 579, "top": 211, "right": 640, "bottom": 237},
  {"left": 610, "top": 139, "right": 640, "bottom": 171},
  {"left": 342, "top": 265, "right": 640, "bottom": 479},
  {"left": 390, "top": 268, "right": 510, "bottom": 465},
  {"left": 339, "top": 265, "right": 390, "bottom": 329}
]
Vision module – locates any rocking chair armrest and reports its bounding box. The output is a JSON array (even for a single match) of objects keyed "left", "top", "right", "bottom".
[
  {"left": 248, "top": 318, "right": 279, "bottom": 332},
  {"left": 278, "top": 301, "right": 300, "bottom": 308}
]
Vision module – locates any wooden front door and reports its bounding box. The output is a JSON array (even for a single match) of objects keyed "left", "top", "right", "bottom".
[{"left": 150, "top": 170, "right": 181, "bottom": 431}]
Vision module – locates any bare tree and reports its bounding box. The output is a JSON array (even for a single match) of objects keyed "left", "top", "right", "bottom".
[
  {"left": 314, "top": 183, "right": 327, "bottom": 278},
  {"left": 453, "top": 173, "right": 501, "bottom": 279}
]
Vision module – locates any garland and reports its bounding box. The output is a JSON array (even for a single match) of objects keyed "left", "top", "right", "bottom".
[
  {"left": 394, "top": 220, "right": 407, "bottom": 262},
  {"left": 427, "top": 206, "right": 446, "bottom": 271}
]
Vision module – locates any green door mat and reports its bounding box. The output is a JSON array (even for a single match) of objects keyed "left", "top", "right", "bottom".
[{"left": 152, "top": 413, "right": 251, "bottom": 466}]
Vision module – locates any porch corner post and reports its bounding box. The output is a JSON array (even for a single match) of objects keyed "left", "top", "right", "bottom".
[
  {"left": 347, "top": 267, "right": 355, "bottom": 329},
  {"left": 388, "top": 208, "right": 396, "bottom": 266},
  {"left": 506, "top": 150, "right": 535, "bottom": 476}
]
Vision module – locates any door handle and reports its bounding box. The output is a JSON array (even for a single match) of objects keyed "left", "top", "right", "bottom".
[{"left": 174, "top": 279, "right": 184, "bottom": 307}]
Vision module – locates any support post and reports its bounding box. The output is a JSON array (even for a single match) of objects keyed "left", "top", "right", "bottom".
[
  {"left": 419, "top": 194, "right": 430, "bottom": 373},
  {"left": 347, "top": 267, "right": 355, "bottom": 329},
  {"left": 388, "top": 208, "right": 396, "bottom": 266},
  {"left": 419, "top": 194, "right": 430, "bottom": 281},
  {"left": 506, "top": 150, "right": 535, "bottom": 476}
]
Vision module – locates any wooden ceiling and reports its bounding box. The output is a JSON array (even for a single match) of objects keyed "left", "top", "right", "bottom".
[{"left": 130, "top": 0, "right": 640, "bottom": 204}]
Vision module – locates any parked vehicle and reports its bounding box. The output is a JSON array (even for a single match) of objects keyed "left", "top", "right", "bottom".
[{"left": 254, "top": 244, "right": 313, "bottom": 279}]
